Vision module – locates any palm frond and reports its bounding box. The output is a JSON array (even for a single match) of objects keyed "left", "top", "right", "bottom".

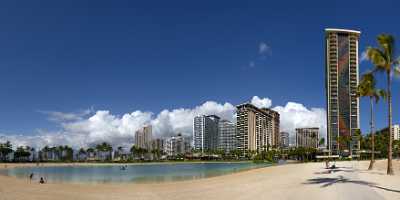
[
  {"left": 366, "top": 47, "right": 387, "bottom": 70},
  {"left": 375, "top": 89, "right": 387, "bottom": 103},
  {"left": 393, "top": 56, "right": 400, "bottom": 77},
  {"left": 395, "top": 66, "right": 400, "bottom": 77},
  {"left": 377, "top": 34, "right": 395, "bottom": 59}
]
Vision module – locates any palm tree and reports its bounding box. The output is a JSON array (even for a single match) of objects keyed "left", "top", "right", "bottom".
[
  {"left": 86, "top": 147, "right": 95, "bottom": 160},
  {"left": 338, "top": 135, "right": 352, "bottom": 155},
  {"left": 130, "top": 145, "right": 140, "bottom": 159},
  {"left": 56, "top": 146, "right": 64, "bottom": 161},
  {"left": 78, "top": 148, "right": 86, "bottom": 161},
  {"left": 96, "top": 142, "right": 113, "bottom": 161},
  {"left": 0, "top": 141, "right": 13, "bottom": 161},
  {"left": 318, "top": 138, "right": 325, "bottom": 147},
  {"left": 14, "top": 146, "right": 31, "bottom": 162},
  {"left": 40, "top": 146, "right": 50, "bottom": 161},
  {"left": 116, "top": 146, "right": 123, "bottom": 160},
  {"left": 357, "top": 72, "right": 385, "bottom": 170},
  {"left": 366, "top": 34, "right": 399, "bottom": 175}
]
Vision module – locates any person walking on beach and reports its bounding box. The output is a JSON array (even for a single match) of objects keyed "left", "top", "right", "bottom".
[{"left": 29, "top": 173, "right": 34, "bottom": 183}]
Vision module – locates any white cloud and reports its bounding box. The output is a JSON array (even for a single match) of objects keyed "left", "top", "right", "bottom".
[
  {"left": 272, "top": 102, "right": 326, "bottom": 143},
  {"left": 244, "top": 42, "right": 271, "bottom": 70},
  {"left": 251, "top": 96, "right": 272, "bottom": 108},
  {"left": 38, "top": 109, "right": 92, "bottom": 122},
  {"left": 0, "top": 97, "right": 326, "bottom": 149},
  {"left": 259, "top": 42, "right": 271, "bottom": 55},
  {"left": 360, "top": 50, "right": 368, "bottom": 62}
]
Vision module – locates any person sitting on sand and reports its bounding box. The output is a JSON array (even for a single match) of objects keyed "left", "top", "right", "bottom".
[{"left": 39, "top": 177, "right": 45, "bottom": 184}]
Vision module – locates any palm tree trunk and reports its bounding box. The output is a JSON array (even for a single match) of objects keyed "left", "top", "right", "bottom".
[
  {"left": 387, "top": 71, "right": 394, "bottom": 175},
  {"left": 368, "top": 97, "right": 375, "bottom": 170}
]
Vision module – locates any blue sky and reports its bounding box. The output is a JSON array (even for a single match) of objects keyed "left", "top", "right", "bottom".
[{"left": 0, "top": 0, "right": 400, "bottom": 144}]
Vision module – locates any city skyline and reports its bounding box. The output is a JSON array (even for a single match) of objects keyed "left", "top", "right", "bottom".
[
  {"left": 1, "top": 1, "right": 400, "bottom": 199},
  {"left": 1, "top": 1, "right": 400, "bottom": 149},
  {"left": 0, "top": 96, "right": 326, "bottom": 149}
]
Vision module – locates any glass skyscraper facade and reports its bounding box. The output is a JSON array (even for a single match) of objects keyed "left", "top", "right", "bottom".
[
  {"left": 218, "top": 119, "right": 236, "bottom": 152},
  {"left": 193, "top": 115, "right": 220, "bottom": 153},
  {"left": 325, "top": 28, "right": 360, "bottom": 154}
]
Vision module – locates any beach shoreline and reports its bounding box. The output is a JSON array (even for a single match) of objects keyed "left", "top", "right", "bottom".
[{"left": 0, "top": 160, "right": 274, "bottom": 170}]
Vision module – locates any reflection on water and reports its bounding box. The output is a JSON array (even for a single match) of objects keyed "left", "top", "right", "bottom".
[{"left": 0, "top": 162, "right": 270, "bottom": 184}]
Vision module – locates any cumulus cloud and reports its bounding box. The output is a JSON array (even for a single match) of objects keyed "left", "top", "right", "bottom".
[
  {"left": 0, "top": 102, "right": 236, "bottom": 149},
  {"left": 272, "top": 102, "right": 326, "bottom": 143},
  {"left": 251, "top": 96, "right": 272, "bottom": 108},
  {"left": 151, "top": 101, "right": 236, "bottom": 138},
  {"left": 0, "top": 97, "right": 326, "bottom": 149}
]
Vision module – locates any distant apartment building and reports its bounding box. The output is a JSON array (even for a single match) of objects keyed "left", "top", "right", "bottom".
[
  {"left": 236, "top": 103, "right": 273, "bottom": 153},
  {"left": 193, "top": 115, "right": 220, "bottom": 153},
  {"left": 393, "top": 124, "right": 400, "bottom": 140},
  {"left": 134, "top": 125, "right": 152, "bottom": 150},
  {"left": 150, "top": 138, "right": 165, "bottom": 151},
  {"left": 218, "top": 119, "right": 236, "bottom": 152},
  {"left": 261, "top": 108, "right": 280, "bottom": 147},
  {"left": 325, "top": 28, "right": 360, "bottom": 154},
  {"left": 296, "top": 128, "right": 319, "bottom": 148},
  {"left": 279, "top": 132, "right": 290, "bottom": 148},
  {"left": 165, "top": 134, "right": 191, "bottom": 156}
]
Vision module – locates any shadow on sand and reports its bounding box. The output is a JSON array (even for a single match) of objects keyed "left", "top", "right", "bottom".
[
  {"left": 314, "top": 168, "right": 356, "bottom": 175},
  {"left": 304, "top": 175, "right": 400, "bottom": 193}
]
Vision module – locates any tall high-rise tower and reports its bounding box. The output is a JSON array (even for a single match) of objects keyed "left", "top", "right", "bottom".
[
  {"left": 193, "top": 115, "right": 220, "bottom": 153},
  {"left": 218, "top": 119, "right": 236, "bottom": 152},
  {"left": 236, "top": 103, "right": 273, "bottom": 153},
  {"left": 134, "top": 125, "right": 152, "bottom": 150},
  {"left": 325, "top": 28, "right": 360, "bottom": 154}
]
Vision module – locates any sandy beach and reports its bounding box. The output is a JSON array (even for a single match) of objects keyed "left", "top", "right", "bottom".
[{"left": 0, "top": 160, "right": 399, "bottom": 200}]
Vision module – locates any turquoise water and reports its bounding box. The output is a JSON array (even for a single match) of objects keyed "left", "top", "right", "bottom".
[{"left": 0, "top": 162, "right": 271, "bottom": 184}]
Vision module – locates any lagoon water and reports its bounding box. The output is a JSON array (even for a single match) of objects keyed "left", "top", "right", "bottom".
[{"left": 0, "top": 162, "right": 270, "bottom": 184}]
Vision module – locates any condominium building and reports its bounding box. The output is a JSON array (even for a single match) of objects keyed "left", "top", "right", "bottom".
[
  {"left": 134, "top": 125, "right": 152, "bottom": 150},
  {"left": 236, "top": 103, "right": 273, "bottom": 153},
  {"left": 279, "top": 132, "right": 290, "bottom": 148},
  {"left": 296, "top": 128, "right": 319, "bottom": 148},
  {"left": 325, "top": 28, "right": 360, "bottom": 154},
  {"left": 150, "top": 138, "right": 164, "bottom": 151},
  {"left": 218, "top": 119, "right": 236, "bottom": 152},
  {"left": 393, "top": 124, "right": 400, "bottom": 140},
  {"left": 164, "top": 134, "right": 191, "bottom": 156},
  {"left": 193, "top": 115, "right": 220, "bottom": 153},
  {"left": 262, "top": 108, "right": 280, "bottom": 147}
]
